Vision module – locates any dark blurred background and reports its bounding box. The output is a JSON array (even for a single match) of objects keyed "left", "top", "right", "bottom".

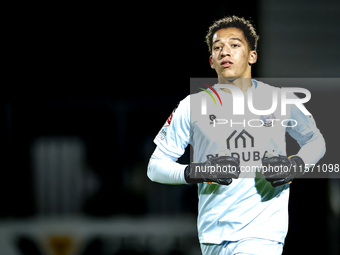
[{"left": 1, "top": 1, "right": 340, "bottom": 254}]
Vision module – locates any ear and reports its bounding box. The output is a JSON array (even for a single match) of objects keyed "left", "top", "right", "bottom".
[
  {"left": 209, "top": 55, "right": 215, "bottom": 69},
  {"left": 248, "top": 51, "right": 257, "bottom": 65}
]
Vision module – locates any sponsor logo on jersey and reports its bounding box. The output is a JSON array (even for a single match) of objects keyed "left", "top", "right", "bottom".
[
  {"left": 225, "top": 129, "right": 260, "bottom": 162},
  {"left": 157, "top": 128, "right": 167, "bottom": 140},
  {"left": 163, "top": 102, "right": 180, "bottom": 127},
  {"left": 209, "top": 114, "right": 217, "bottom": 125},
  {"left": 227, "top": 129, "right": 254, "bottom": 149},
  {"left": 164, "top": 113, "right": 173, "bottom": 127}
]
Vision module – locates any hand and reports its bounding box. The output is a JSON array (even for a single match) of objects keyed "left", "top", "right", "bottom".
[
  {"left": 184, "top": 156, "right": 240, "bottom": 185},
  {"left": 261, "top": 151, "right": 305, "bottom": 187}
]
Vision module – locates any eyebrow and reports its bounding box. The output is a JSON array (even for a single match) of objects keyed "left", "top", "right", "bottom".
[
  {"left": 213, "top": 38, "right": 243, "bottom": 44},
  {"left": 229, "top": 38, "right": 243, "bottom": 42}
]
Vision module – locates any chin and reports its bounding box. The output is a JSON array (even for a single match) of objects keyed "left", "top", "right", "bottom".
[
  {"left": 220, "top": 71, "right": 236, "bottom": 78},
  {"left": 220, "top": 74, "right": 238, "bottom": 82}
]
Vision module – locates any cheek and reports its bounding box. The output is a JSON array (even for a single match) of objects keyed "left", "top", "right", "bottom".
[
  {"left": 212, "top": 53, "right": 219, "bottom": 62},
  {"left": 239, "top": 51, "right": 249, "bottom": 66}
]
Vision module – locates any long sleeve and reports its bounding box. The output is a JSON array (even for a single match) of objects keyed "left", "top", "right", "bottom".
[
  {"left": 286, "top": 103, "right": 326, "bottom": 167},
  {"left": 147, "top": 95, "right": 191, "bottom": 184},
  {"left": 147, "top": 146, "right": 188, "bottom": 184}
]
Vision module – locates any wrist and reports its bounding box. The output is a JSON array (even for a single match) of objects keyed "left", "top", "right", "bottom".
[
  {"left": 184, "top": 164, "right": 205, "bottom": 184},
  {"left": 184, "top": 165, "right": 192, "bottom": 183}
]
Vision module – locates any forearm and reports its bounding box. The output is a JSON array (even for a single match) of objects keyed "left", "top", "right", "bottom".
[
  {"left": 147, "top": 147, "right": 188, "bottom": 184},
  {"left": 147, "top": 147, "right": 240, "bottom": 185},
  {"left": 296, "top": 131, "right": 326, "bottom": 167},
  {"left": 288, "top": 103, "right": 326, "bottom": 168}
]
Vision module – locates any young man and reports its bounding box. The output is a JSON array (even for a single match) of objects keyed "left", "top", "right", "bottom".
[{"left": 147, "top": 16, "right": 325, "bottom": 255}]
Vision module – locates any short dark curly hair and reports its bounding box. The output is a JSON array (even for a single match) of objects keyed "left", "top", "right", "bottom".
[{"left": 205, "top": 15, "right": 259, "bottom": 54}]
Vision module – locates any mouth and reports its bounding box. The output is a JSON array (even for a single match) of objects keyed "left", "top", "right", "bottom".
[{"left": 221, "top": 60, "right": 233, "bottom": 68}]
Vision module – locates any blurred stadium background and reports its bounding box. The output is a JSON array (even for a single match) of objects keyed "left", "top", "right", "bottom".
[{"left": 1, "top": 1, "right": 340, "bottom": 254}]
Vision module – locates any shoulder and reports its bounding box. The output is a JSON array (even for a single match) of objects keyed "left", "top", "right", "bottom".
[
  {"left": 175, "top": 91, "right": 207, "bottom": 112},
  {"left": 254, "top": 80, "right": 280, "bottom": 91}
]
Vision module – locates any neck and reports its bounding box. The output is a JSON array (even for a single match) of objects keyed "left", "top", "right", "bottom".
[{"left": 218, "top": 77, "right": 253, "bottom": 93}]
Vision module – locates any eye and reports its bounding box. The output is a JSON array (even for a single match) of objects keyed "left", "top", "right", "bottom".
[
  {"left": 214, "top": 46, "right": 222, "bottom": 50},
  {"left": 231, "top": 44, "right": 240, "bottom": 48}
]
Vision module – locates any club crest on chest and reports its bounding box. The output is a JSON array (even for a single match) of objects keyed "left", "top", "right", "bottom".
[{"left": 259, "top": 113, "right": 276, "bottom": 127}]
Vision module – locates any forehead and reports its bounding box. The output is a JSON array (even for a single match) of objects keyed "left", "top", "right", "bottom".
[{"left": 212, "top": 27, "right": 246, "bottom": 43}]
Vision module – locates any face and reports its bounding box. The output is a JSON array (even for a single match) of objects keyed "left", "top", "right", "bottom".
[{"left": 209, "top": 27, "right": 257, "bottom": 82}]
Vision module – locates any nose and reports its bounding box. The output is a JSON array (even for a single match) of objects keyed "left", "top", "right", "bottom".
[{"left": 221, "top": 47, "right": 231, "bottom": 58}]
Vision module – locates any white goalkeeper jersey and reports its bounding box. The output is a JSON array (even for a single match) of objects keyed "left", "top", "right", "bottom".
[{"left": 148, "top": 79, "right": 325, "bottom": 244}]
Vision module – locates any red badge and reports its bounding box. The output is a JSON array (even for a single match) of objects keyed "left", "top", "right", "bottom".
[{"left": 164, "top": 113, "right": 173, "bottom": 127}]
